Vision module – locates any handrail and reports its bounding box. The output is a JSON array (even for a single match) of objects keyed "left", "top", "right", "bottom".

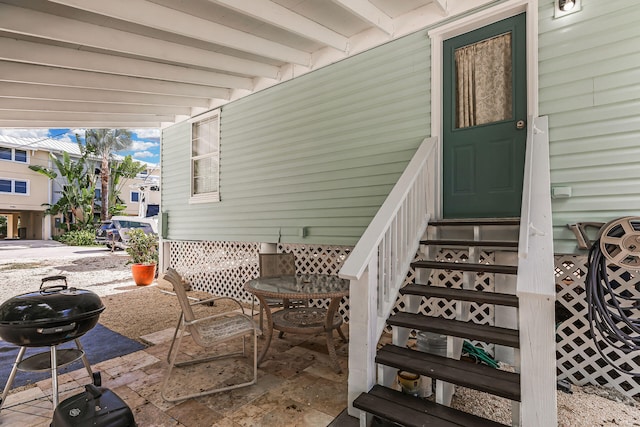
[
  {"left": 340, "top": 137, "right": 437, "bottom": 282},
  {"left": 341, "top": 136, "right": 438, "bottom": 419},
  {"left": 518, "top": 115, "right": 535, "bottom": 259},
  {"left": 516, "top": 115, "right": 555, "bottom": 296}
]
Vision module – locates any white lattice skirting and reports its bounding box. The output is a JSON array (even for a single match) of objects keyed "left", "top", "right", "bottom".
[
  {"left": 168, "top": 241, "right": 352, "bottom": 322},
  {"left": 168, "top": 241, "right": 639, "bottom": 398},
  {"left": 555, "top": 254, "right": 639, "bottom": 398}
]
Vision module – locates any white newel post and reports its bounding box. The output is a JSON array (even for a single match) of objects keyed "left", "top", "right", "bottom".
[{"left": 347, "top": 257, "right": 378, "bottom": 426}]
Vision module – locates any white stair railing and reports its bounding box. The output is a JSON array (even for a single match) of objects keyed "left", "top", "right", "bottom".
[
  {"left": 339, "top": 136, "right": 438, "bottom": 420},
  {"left": 516, "top": 115, "right": 558, "bottom": 426}
]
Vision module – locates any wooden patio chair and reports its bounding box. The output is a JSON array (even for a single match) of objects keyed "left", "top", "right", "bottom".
[
  {"left": 159, "top": 268, "right": 258, "bottom": 402},
  {"left": 255, "top": 253, "right": 307, "bottom": 336}
]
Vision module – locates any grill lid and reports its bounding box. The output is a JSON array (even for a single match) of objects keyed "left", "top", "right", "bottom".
[{"left": 0, "top": 286, "right": 105, "bottom": 326}]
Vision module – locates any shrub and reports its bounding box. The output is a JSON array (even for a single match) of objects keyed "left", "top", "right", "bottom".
[{"left": 57, "top": 229, "right": 97, "bottom": 246}]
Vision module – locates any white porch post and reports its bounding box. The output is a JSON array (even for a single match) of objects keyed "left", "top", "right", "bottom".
[
  {"left": 347, "top": 257, "right": 377, "bottom": 426},
  {"left": 517, "top": 292, "right": 557, "bottom": 426}
]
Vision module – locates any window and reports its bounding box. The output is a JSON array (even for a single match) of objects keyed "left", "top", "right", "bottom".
[
  {"left": 14, "top": 180, "right": 27, "bottom": 194},
  {"left": 0, "top": 178, "right": 28, "bottom": 195},
  {"left": 0, "top": 148, "right": 10, "bottom": 161},
  {"left": 131, "top": 191, "right": 140, "bottom": 202},
  {"left": 190, "top": 110, "right": 220, "bottom": 203},
  {"left": 0, "top": 146, "right": 29, "bottom": 163},
  {"left": 95, "top": 188, "right": 101, "bottom": 200},
  {"left": 14, "top": 150, "right": 27, "bottom": 163}
]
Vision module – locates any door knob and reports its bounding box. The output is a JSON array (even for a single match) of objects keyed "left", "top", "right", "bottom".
[{"left": 516, "top": 120, "right": 526, "bottom": 130}]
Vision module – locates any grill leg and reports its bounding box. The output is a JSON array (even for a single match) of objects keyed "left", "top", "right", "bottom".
[
  {"left": 74, "top": 339, "right": 94, "bottom": 379},
  {"left": 0, "top": 346, "right": 27, "bottom": 411},
  {"left": 50, "top": 346, "right": 59, "bottom": 408}
]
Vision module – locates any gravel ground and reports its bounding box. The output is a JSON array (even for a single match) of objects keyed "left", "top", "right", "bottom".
[{"left": 0, "top": 243, "right": 638, "bottom": 426}]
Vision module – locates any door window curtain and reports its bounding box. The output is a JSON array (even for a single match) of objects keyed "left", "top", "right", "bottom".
[{"left": 455, "top": 32, "right": 513, "bottom": 128}]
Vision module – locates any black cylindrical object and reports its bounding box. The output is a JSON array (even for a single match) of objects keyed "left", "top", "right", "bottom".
[{"left": 0, "top": 285, "right": 104, "bottom": 347}]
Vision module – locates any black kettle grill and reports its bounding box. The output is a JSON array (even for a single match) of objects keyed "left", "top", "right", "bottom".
[{"left": 0, "top": 276, "right": 105, "bottom": 410}]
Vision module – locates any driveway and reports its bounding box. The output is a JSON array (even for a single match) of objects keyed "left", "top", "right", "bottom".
[{"left": 0, "top": 240, "right": 119, "bottom": 262}]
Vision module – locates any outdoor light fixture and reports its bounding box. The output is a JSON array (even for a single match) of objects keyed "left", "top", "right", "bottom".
[
  {"left": 555, "top": 0, "right": 581, "bottom": 18},
  {"left": 559, "top": 0, "right": 575, "bottom": 11}
]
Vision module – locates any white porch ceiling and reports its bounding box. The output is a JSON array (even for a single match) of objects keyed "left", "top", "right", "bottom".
[{"left": 0, "top": 0, "right": 487, "bottom": 129}]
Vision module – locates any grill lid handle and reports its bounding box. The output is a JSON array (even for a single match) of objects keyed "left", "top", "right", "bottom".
[
  {"left": 37, "top": 322, "right": 76, "bottom": 335},
  {"left": 40, "top": 275, "right": 68, "bottom": 291}
]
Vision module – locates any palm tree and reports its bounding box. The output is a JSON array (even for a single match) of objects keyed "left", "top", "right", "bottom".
[{"left": 82, "top": 129, "right": 133, "bottom": 220}]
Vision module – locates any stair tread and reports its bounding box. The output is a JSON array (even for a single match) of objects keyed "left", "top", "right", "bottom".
[
  {"left": 421, "top": 239, "right": 518, "bottom": 248},
  {"left": 411, "top": 260, "right": 518, "bottom": 274},
  {"left": 429, "top": 218, "right": 520, "bottom": 226},
  {"left": 400, "top": 283, "right": 519, "bottom": 307},
  {"left": 353, "top": 385, "right": 508, "bottom": 427},
  {"left": 388, "top": 312, "right": 520, "bottom": 348},
  {"left": 377, "top": 344, "right": 521, "bottom": 401}
]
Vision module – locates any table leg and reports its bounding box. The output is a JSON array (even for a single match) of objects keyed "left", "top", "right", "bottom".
[
  {"left": 325, "top": 297, "right": 344, "bottom": 374},
  {"left": 255, "top": 294, "right": 273, "bottom": 366}
]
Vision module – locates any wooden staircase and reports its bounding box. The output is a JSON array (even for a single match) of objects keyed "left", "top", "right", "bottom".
[{"left": 353, "top": 218, "right": 522, "bottom": 426}]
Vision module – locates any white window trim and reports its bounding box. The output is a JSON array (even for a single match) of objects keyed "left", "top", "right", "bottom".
[
  {"left": 0, "top": 177, "right": 30, "bottom": 195},
  {"left": 189, "top": 109, "right": 221, "bottom": 204},
  {"left": 130, "top": 190, "right": 140, "bottom": 203}
]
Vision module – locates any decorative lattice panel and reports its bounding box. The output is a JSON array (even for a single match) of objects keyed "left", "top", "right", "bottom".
[
  {"left": 169, "top": 241, "right": 261, "bottom": 303},
  {"left": 397, "top": 249, "right": 497, "bottom": 354},
  {"left": 555, "top": 255, "right": 640, "bottom": 398},
  {"left": 168, "top": 241, "right": 353, "bottom": 322},
  {"left": 422, "top": 249, "right": 495, "bottom": 324}
]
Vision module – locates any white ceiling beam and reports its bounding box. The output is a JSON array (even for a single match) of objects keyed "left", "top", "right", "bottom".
[
  {"left": 331, "top": 0, "right": 394, "bottom": 35},
  {"left": 0, "top": 121, "right": 162, "bottom": 129},
  {"left": 0, "top": 62, "right": 230, "bottom": 100},
  {"left": 0, "top": 38, "right": 253, "bottom": 91},
  {"left": 0, "top": 98, "right": 191, "bottom": 116},
  {"left": 0, "top": 82, "right": 211, "bottom": 109},
  {"left": 0, "top": 111, "right": 173, "bottom": 123},
  {"left": 208, "top": 0, "right": 349, "bottom": 52},
  {"left": 432, "top": 0, "right": 449, "bottom": 15},
  {"left": 0, "top": 3, "right": 280, "bottom": 79},
  {"left": 48, "top": 0, "right": 311, "bottom": 66}
]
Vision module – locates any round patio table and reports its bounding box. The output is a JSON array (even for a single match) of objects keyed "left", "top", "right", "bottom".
[{"left": 244, "top": 274, "right": 349, "bottom": 373}]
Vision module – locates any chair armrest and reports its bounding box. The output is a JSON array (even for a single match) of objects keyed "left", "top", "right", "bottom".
[
  {"left": 184, "top": 311, "right": 255, "bottom": 328},
  {"left": 190, "top": 296, "right": 247, "bottom": 314}
]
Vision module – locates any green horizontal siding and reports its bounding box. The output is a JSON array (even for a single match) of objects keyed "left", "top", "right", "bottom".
[
  {"left": 539, "top": 0, "right": 640, "bottom": 254},
  {"left": 162, "top": 30, "right": 431, "bottom": 245}
]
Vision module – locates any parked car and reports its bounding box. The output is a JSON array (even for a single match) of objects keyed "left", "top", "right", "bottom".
[
  {"left": 95, "top": 220, "right": 116, "bottom": 246},
  {"left": 96, "top": 216, "right": 158, "bottom": 250}
]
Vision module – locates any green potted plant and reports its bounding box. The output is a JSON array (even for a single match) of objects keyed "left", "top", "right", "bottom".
[{"left": 125, "top": 228, "right": 159, "bottom": 286}]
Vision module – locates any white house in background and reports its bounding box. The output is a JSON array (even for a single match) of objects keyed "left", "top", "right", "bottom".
[
  {"left": 119, "top": 164, "right": 161, "bottom": 218},
  {"left": 0, "top": 135, "right": 159, "bottom": 239}
]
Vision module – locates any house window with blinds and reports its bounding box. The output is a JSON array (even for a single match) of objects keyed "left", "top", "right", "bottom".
[{"left": 190, "top": 110, "right": 220, "bottom": 203}]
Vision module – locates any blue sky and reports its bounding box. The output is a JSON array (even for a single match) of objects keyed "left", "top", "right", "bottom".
[{"left": 0, "top": 128, "right": 161, "bottom": 165}]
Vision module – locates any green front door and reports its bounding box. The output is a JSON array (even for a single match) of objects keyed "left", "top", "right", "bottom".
[{"left": 442, "top": 13, "right": 527, "bottom": 218}]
